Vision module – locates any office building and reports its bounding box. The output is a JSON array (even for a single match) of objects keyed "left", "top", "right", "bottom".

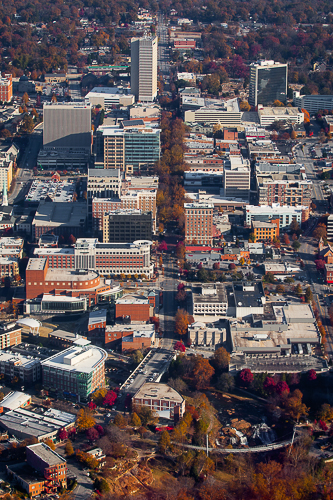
[
  {"left": 184, "top": 99, "right": 242, "bottom": 125},
  {"left": 184, "top": 203, "right": 213, "bottom": 245},
  {"left": 31, "top": 201, "right": 87, "bottom": 241},
  {"left": 256, "top": 173, "right": 312, "bottom": 207},
  {"left": 43, "top": 102, "right": 91, "bottom": 151},
  {"left": 98, "top": 123, "right": 161, "bottom": 171},
  {"left": 0, "top": 74, "right": 12, "bottom": 102},
  {"left": 293, "top": 91, "right": 333, "bottom": 114},
  {"left": 87, "top": 168, "right": 121, "bottom": 220},
  {"left": 252, "top": 219, "right": 280, "bottom": 242},
  {"left": 192, "top": 284, "right": 228, "bottom": 317},
  {"left": 245, "top": 204, "right": 310, "bottom": 228},
  {"left": 249, "top": 61, "right": 288, "bottom": 107},
  {"left": 41, "top": 342, "right": 107, "bottom": 401},
  {"left": 33, "top": 238, "right": 154, "bottom": 279},
  {"left": 223, "top": 157, "right": 251, "bottom": 201},
  {"left": 258, "top": 106, "right": 304, "bottom": 127},
  {"left": 131, "top": 36, "right": 158, "bottom": 102},
  {"left": 0, "top": 257, "right": 19, "bottom": 278},
  {"left": 102, "top": 209, "right": 152, "bottom": 243},
  {"left": 132, "top": 383, "right": 185, "bottom": 420}
]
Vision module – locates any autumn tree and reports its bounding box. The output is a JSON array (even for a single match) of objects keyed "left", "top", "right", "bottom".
[
  {"left": 158, "top": 430, "right": 171, "bottom": 453},
  {"left": 239, "top": 100, "right": 251, "bottom": 111},
  {"left": 87, "top": 427, "right": 100, "bottom": 442},
  {"left": 44, "top": 439, "right": 55, "bottom": 450},
  {"left": 239, "top": 368, "right": 253, "bottom": 386},
  {"left": 76, "top": 408, "right": 96, "bottom": 431},
  {"left": 58, "top": 428, "right": 68, "bottom": 441},
  {"left": 174, "top": 340, "right": 186, "bottom": 352},
  {"left": 22, "top": 92, "right": 29, "bottom": 105},
  {"left": 283, "top": 390, "right": 308, "bottom": 422},
  {"left": 192, "top": 357, "right": 215, "bottom": 390},
  {"left": 276, "top": 380, "right": 290, "bottom": 396},
  {"left": 175, "top": 309, "right": 190, "bottom": 336},
  {"left": 103, "top": 390, "right": 117, "bottom": 407},
  {"left": 91, "top": 388, "right": 107, "bottom": 406},
  {"left": 283, "top": 233, "right": 290, "bottom": 245},
  {"left": 317, "top": 403, "right": 333, "bottom": 422},
  {"left": 131, "top": 412, "right": 142, "bottom": 427},
  {"left": 313, "top": 223, "right": 327, "bottom": 240},
  {"left": 65, "top": 439, "right": 74, "bottom": 456},
  {"left": 305, "top": 287, "right": 313, "bottom": 303},
  {"left": 210, "top": 347, "right": 230, "bottom": 372}
]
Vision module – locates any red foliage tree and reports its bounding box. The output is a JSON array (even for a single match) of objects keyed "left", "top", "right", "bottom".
[
  {"left": 263, "top": 376, "right": 276, "bottom": 394},
  {"left": 276, "top": 380, "right": 290, "bottom": 395},
  {"left": 86, "top": 427, "right": 100, "bottom": 442},
  {"left": 239, "top": 369, "right": 253, "bottom": 386},
  {"left": 58, "top": 428, "right": 68, "bottom": 441},
  {"left": 103, "top": 390, "right": 117, "bottom": 407},
  {"left": 229, "top": 263, "right": 236, "bottom": 270},
  {"left": 95, "top": 424, "right": 104, "bottom": 436},
  {"left": 319, "top": 420, "right": 328, "bottom": 431},
  {"left": 315, "top": 259, "right": 326, "bottom": 271},
  {"left": 177, "top": 282, "right": 185, "bottom": 291},
  {"left": 88, "top": 401, "right": 97, "bottom": 411},
  {"left": 158, "top": 241, "right": 168, "bottom": 252},
  {"left": 308, "top": 369, "right": 317, "bottom": 381},
  {"left": 174, "top": 341, "right": 186, "bottom": 352}
]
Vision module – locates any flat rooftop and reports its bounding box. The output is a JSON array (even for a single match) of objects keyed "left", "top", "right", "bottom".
[
  {"left": 232, "top": 281, "right": 265, "bottom": 309},
  {"left": 246, "top": 204, "right": 309, "bottom": 214},
  {"left": 7, "top": 463, "right": 45, "bottom": 484},
  {"left": 88, "top": 168, "right": 120, "bottom": 178},
  {"left": 0, "top": 351, "right": 40, "bottom": 369},
  {"left": 259, "top": 107, "right": 302, "bottom": 116},
  {"left": 133, "top": 383, "right": 184, "bottom": 404},
  {"left": 252, "top": 221, "right": 278, "bottom": 228},
  {"left": 44, "top": 267, "right": 98, "bottom": 282},
  {"left": 192, "top": 284, "right": 228, "bottom": 304},
  {"left": 89, "top": 309, "right": 107, "bottom": 325},
  {"left": 32, "top": 201, "right": 87, "bottom": 227},
  {"left": 41, "top": 345, "right": 107, "bottom": 374},
  {"left": 26, "top": 180, "right": 76, "bottom": 203},
  {"left": 106, "top": 323, "right": 155, "bottom": 338},
  {"left": 0, "top": 408, "right": 76, "bottom": 440},
  {"left": 0, "top": 391, "right": 31, "bottom": 410},
  {"left": 49, "top": 329, "right": 84, "bottom": 341}
]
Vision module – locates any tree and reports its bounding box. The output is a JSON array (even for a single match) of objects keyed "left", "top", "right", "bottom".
[
  {"left": 308, "top": 369, "right": 317, "bottom": 381},
  {"left": 276, "top": 380, "right": 290, "bottom": 396},
  {"left": 95, "top": 424, "right": 104, "bottom": 436},
  {"left": 131, "top": 350, "right": 143, "bottom": 365},
  {"left": 239, "top": 369, "right": 253, "bottom": 386},
  {"left": 68, "top": 234, "right": 76, "bottom": 245},
  {"left": 317, "top": 403, "right": 333, "bottom": 422},
  {"left": 76, "top": 409, "right": 96, "bottom": 431},
  {"left": 131, "top": 412, "right": 142, "bottom": 427},
  {"left": 211, "top": 347, "right": 230, "bottom": 371},
  {"left": 65, "top": 439, "right": 74, "bottom": 456},
  {"left": 22, "top": 92, "right": 29, "bottom": 105},
  {"left": 158, "top": 241, "right": 168, "bottom": 252},
  {"left": 290, "top": 219, "right": 300, "bottom": 234},
  {"left": 239, "top": 100, "right": 251, "bottom": 111},
  {"left": 103, "top": 390, "right": 117, "bottom": 407},
  {"left": 276, "top": 284, "right": 285, "bottom": 293},
  {"left": 305, "top": 287, "right": 313, "bottom": 303},
  {"left": 175, "top": 309, "right": 190, "bottom": 336},
  {"left": 91, "top": 388, "right": 108, "bottom": 405},
  {"left": 158, "top": 430, "right": 171, "bottom": 453},
  {"left": 197, "top": 268, "right": 209, "bottom": 282},
  {"left": 58, "top": 428, "right": 68, "bottom": 441},
  {"left": 88, "top": 401, "right": 97, "bottom": 411},
  {"left": 114, "top": 413, "right": 127, "bottom": 427},
  {"left": 229, "top": 263, "right": 236, "bottom": 270},
  {"left": 174, "top": 341, "right": 186, "bottom": 352},
  {"left": 217, "top": 373, "right": 235, "bottom": 392},
  {"left": 176, "top": 288, "right": 187, "bottom": 303},
  {"left": 283, "top": 234, "right": 290, "bottom": 245},
  {"left": 284, "top": 392, "right": 308, "bottom": 422},
  {"left": 313, "top": 223, "right": 327, "bottom": 240},
  {"left": 44, "top": 439, "right": 55, "bottom": 450},
  {"left": 263, "top": 376, "right": 276, "bottom": 394},
  {"left": 192, "top": 357, "right": 215, "bottom": 390},
  {"left": 87, "top": 427, "right": 100, "bottom": 442},
  {"left": 133, "top": 405, "right": 158, "bottom": 426},
  {"left": 292, "top": 240, "right": 301, "bottom": 251},
  {"left": 295, "top": 283, "right": 303, "bottom": 296}
]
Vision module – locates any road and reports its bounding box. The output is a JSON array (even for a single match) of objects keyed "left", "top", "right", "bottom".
[{"left": 9, "top": 127, "right": 42, "bottom": 204}]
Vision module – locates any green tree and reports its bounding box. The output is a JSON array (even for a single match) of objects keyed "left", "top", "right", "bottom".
[
  {"left": 292, "top": 240, "right": 301, "bottom": 251},
  {"left": 131, "top": 350, "right": 143, "bottom": 365},
  {"left": 197, "top": 267, "right": 209, "bottom": 282},
  {"left": 295, "top": 284, "right": 303, "bottom": 296}
]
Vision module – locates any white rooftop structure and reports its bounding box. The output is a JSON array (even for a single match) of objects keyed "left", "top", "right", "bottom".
[
  {"left": 41, "top": 345, "right": 107, "bottom": 374},
  {"left": 88, "top": 309, "right": 107, "bottom": 327},
  {"left": 0, "top": 391, "right": 31, "bottom": 411}
]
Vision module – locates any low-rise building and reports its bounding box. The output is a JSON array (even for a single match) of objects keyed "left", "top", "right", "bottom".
[
  {"left": 0, "top": 350, "right": 40, "bottom": 383},
  {"left": 0, "top": 322, "right": 21, "bottom": 349},
  {"left": 48, "top": 330, "right": 87, "bottom": 349},
  {"left": 115, "top": 293, "right": 154, "bottom": 322},
  {"left": 258, "top": 106, "right": 304, "bottom": 127},
  {"left": 252, "top": 219, "right": 279, "bottom": 242},
  {"left": 26, "top": 442, "right": 67, "bottom": 490},
  {"left": 32, "top": 201, "right": 87, "bottom": 241},
  {"left": 188, "top": 321, "right": 226, "bottom": 347},
  {"left": 192, "top": 284, "right": 228, "bottom": 317},
  {"left": 26, "top": 180, "right": 76, "bottom": 206},
  {"left": 245, "top": 204, "right": 310, "bottom": 228},
  {"left": 0, "top": 391, "right": 31, "bottom": 412},
  {"left": 132, "top": 383, "right": 185, "bottom": 420},
  {"left": 84, "top": 87, "right": 135, "bottom": 108},
  {"left": 0, "top": 257, "right": 18, "bottom": 279}
]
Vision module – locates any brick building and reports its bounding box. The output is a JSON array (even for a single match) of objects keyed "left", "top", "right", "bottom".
[
  {"left": 105, "top": 323, "right": 155, "bottom": 351},
  {"left": 252, "top": 219, "right": 280, "bottom": 242},
  {"left": 132, "top": 383, "right": 185, "bottom": 420},
  {"left": 115, "top": 293, "right": 155, "bottom": 322},
  {"left": 184, "top": 203, "right": 213, "bottom": 246},
  {"left": 0, "top": 351, "right": 40, "bottom": 384},
  {"left": 33, "top": 238, "right": 154, "bottom": 279},
  {"left": 256, "top": 174, "right": 312, "bottom": 207},
  {"left": 0, "top": 74, "right": 12, "bottom": 102},
  {"left": 26, "top": 443, "right": 67, "bottom": 491},
  {"left": 41, "top": 341, "right": 107, "bottom": 401},
  {"left": 0, "top": 322, "right": 21, "bottom": 349},
  {"left": 0, "top": 257, "right": 18, "bottom": 279},
  {"left": 173, "top": 39, "right": 196, "bottom": 49}
]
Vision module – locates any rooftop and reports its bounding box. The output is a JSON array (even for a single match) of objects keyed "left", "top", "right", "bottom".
[
  {"left": 258, "top": 107, "right": 302, "bottom": 116},
  {"left": 32, "top": 201, "right": 87, "bottom": 227},
  {"left": 26, "top": 180, "right": 76, "bottom": 204},
  {"left": 27, "top": 442, "right": 66, "bottom": 465},
  {"left": 49, "top": 329, "right": 84, "bottom": 341},
  {"left": 246, "top": 204, "right": 309, "bottom": 214},
  {"left": 133, "top": 383, "right": 184, "bottom": 404},
  {"left": 0, "top": 351, "right": 40, "bottom": 369},
  {"left": 192, "top": 283, "right": 228, "bottom": 304},
  {"left": 252, "top": 220, "right": 278, "bottom": 229},
  {"left": 0, "top": 391, "right": 31, "bottom": 411},
  {"left": 106, "top": 323, "right": 155, "bottom": 338},
  {"left": 232, "top": 281, "right": 265, "bottom": 309},
  {"left": 88, "top": 168, "right": 121, "bottom": 178},
  {"left": 41, "top": 345, "right": 107, "bottom": 374},
  {"left": 89, "top": 309, "right": 107, "bottom": 326}
]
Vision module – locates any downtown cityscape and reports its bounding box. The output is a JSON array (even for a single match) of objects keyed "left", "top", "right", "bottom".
[{"left": 0, "top": 2, "right": 331, "bottom": 499}]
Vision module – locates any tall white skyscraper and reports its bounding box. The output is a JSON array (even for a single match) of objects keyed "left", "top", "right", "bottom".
[
  {"left": 131, "top": 36, "right": 158, "bottom": 102},
  {"left": 249, "top": 60, "right": 288, "bottom": 107}
]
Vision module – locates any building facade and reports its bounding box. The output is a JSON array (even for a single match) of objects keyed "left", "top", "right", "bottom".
[
  {"left": 0, "top": 74, "right": 12, "bottom": 102},
  {"left": 256, "top": 175, "right": 312, "bottom": 207},
  {"left": 131, "top": 36, "right": 158, "bottom": 102},
  {"left": 249, "top": 61, "right": 288, "bottom": 107},
  {"left": 26, "top": 443, "right": 67, "bottom": 491},
  {"left": 132, "top": 383, "right": 185, "bottom": 420},
  {"left": 102, "top": 210, "right": 152, "bottom": 243},
  {"left": 245, "top": 204, "right": 310, "bottom": 228},
  {"left": 252, "top": 219, "right": 280, "bottom": 242},
  {"left": 184, "top": 203, "right": 213, "bottom": 245}
]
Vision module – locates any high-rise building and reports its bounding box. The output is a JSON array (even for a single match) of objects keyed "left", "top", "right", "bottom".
[
  {"left": 87, "top": 168, "right": 122, "bottom": 221},
  {"left": 249, "top": 61, "right": 288, "bottom": 107},
  {"left": 184, "top": 203, "right": 213, "bottom": 246},
  {"left": 97, "top": 122, "right": 160, "bottom": 171},
  {"left": 43, "top": 103, "right": 92, "bottom": 151},
  {"left": 223, "top": 157, "right": 251, "bottom": 201},
  {"left": 131, "top": 36, "right": 158, "bottom": 102},
  {"left": 0, "top": 74, "right": 12, "bottom": 103}
]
